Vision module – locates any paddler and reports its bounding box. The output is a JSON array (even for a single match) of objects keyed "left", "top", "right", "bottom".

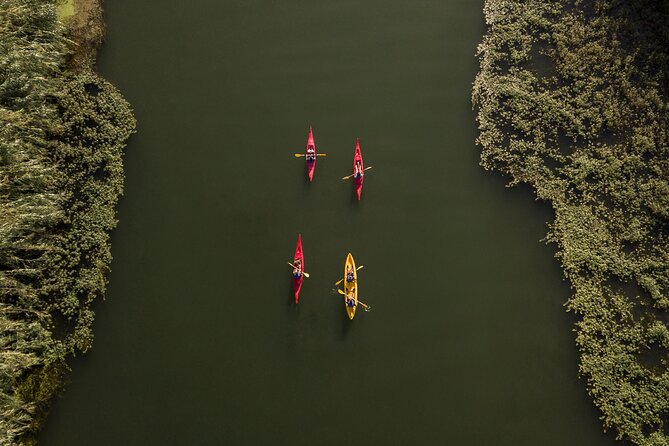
[
  {"left": 292, "top": 259, "right": 302, "bottom": 279},
  {"left": 346, "top": 292, "right": 356, "bottom": 308},
  {"left": 354, "top": 160, "right": 363, "bottom": 180},
  {"left": 306, "top": 145, "right": 316, "bottom": 162},
  {"left": 346, "top": 265, "right": 355, "bottom": 283}
]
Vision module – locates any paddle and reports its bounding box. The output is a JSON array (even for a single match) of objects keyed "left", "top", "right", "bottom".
[
  {"left": 341, "top": 166, "right": 372, "bottom": 180},
  {"left": 334, "top": 265, "right": 364, "bottom": 286},
  {"left": 337, "top": 289, "right": 371, "bottom": 312},
  {"left": 294, "top": 153, "right": 328, "bottom": 157},
  {"left": 287, "top": 262, "right": 309, "bottom": 278}
]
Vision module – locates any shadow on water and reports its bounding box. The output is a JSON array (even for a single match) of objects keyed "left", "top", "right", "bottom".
[
  {"left": 303, "top": 168, "right": 310, "bottom": 187},
  {"left": 349, "top": 182, "right": 362, "bottom": 205},
  {"left": 287, "top": 278, "right": 298, "bottom": 310},
  {"left": 339, "top": 301, "right": 371, "bottom": 340},
  {"left": 328, "top": 287, "right": 352, "bottom": 339},
  {"left": 340, "top": 301, "right": 353, "bottom": 340}
]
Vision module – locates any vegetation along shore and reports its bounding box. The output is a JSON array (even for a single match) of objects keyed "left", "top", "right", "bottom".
[
  {"left": 474, "top": 0, "right": 669, "bottom": 444},
  {"left": 0, "top": 0, "right": 135, "bottom": 443}
]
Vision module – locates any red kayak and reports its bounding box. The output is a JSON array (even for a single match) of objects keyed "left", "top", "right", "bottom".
[
  {"left": 292, "top": 234, "right": 304, "bottom": 303},
  {"left": 305, "top": 127, "right": 317, "bottom": 182},
  {"left": 353, "top": 138, "right": 364, "bottom": 200}
]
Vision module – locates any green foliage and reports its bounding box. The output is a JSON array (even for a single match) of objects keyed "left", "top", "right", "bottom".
[
  {"left": 13, "top": 362, "right": 66, "bottom": 438},
  {"left": 0, "top": 0, "right": 135, "bottom": 443},
  {"left": 42, "top": 70, "right": 135, "bottom": 355},
  {"left": 1, "top": 1, "right": 67, "bottom": 442},
  {"left": 474, "top": 0, "right": 669, "bottom": 444}
]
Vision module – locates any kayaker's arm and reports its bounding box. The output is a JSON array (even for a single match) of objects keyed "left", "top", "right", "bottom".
[
  {"left": 286, "top": 262, "right": 309, "bottom": 278},
  {"left": 337, "top": 289, "right": 371, "bottom": 312}
]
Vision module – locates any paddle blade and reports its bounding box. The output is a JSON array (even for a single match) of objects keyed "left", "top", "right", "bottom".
[
  {"left": 294, "top": 153, "right": 305, "bottom": 157},
  {"left": 357, "top": 265, "right": 364, "bottom": 271},
  {"left": 335, "top": 278, "right": 344, "bottom": 286},
  {"left": 317, "top": 153, "right": 327, "bottom": 157},
  {"left": 365, "top": 166, "right": 372, "bottom": 171},
  {"left": 303, "top": 272, "right": 310, "bottom": 278},
  {"left": 357, "top": 300, "right": 371, "bottom": 311},
  {"left": 337, "top": 289, "right": 346, "bottom": 295}
]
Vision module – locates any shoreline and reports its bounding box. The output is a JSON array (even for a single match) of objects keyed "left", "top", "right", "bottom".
[
  {"left": 58, "top": 0, "right": 105, "bottom": 68},
  {"left": 474, "top": 1, "right": 669, "bottom": 444},
  {"left": 0, "top": 1, "right": 135, "bottom": 444}
]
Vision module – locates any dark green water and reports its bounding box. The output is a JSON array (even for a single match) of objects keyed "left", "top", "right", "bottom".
[{"left": 42, "top": 1, "right": 619, "bottom": 445}]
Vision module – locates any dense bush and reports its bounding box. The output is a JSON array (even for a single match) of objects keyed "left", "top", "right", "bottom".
[
  {"left": 0, "top": 1, "right": 135, "bottom": 443},
  {"left": 474, "top": 1, "right": 669, "bottom": 444}
]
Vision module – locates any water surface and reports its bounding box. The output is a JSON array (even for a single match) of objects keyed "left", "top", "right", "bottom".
[{"left": 42, "top": 1, "right": 617, "bottom": 445}]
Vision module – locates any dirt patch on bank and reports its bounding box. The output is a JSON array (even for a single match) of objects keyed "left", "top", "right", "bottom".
[{"left": 61, "top": 0, "right": 105, "bottom": 69}]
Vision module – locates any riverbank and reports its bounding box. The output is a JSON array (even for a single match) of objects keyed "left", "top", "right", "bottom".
[
  {"left": 57, "top": 0, "right": 105, "bottom": 68},
  {"left": 0, "top": 1, "right": 135, "bottom": 444},
  {"left": 474, "top": 1, "right": 669, "bottom": 445}
]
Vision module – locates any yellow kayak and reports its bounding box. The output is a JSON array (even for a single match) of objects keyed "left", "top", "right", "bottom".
[{"left": 343, "top": 253, "right": 358, "bottom": 320}]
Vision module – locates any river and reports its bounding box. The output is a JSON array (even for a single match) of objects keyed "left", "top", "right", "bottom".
[{"left": 41, "top": 1, "right": 618, "bottom": 445}]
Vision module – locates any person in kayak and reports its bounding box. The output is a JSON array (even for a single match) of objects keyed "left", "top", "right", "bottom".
[
  {"left": 292, "top": 259, "right": 302, "bottom": 279},
  {"left": 354, "top": 160, "right": 363, "bottom": 180},
  {"left": 346, "top": 266, "right": 355, "bottom": 283},
  {"left": 346, "top": 293, "right": 355, "bottom": 308},
  {"left": 306, "top": 145, "right": 316, "bottom": 162}
]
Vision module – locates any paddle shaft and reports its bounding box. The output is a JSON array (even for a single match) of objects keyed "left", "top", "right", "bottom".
[
  {"left": 342, "top": 166, "right": 372, "bottom": 180},
  {"left": 287, "top": 262, "right": 309, "bottom": 278},
  {"left": 294, "top": 153, "right": 327, "bottom": 157},
  {"left": 337, "top": 289, "right": 371, "bottom": 310}
]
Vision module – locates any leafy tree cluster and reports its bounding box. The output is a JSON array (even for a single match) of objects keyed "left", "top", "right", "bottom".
[
  {"left": 0, "top": 1, "right": 135, "bottom": 444},
  {"left": 473, "top": 1, "right": 669, "bottom": 445}
]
